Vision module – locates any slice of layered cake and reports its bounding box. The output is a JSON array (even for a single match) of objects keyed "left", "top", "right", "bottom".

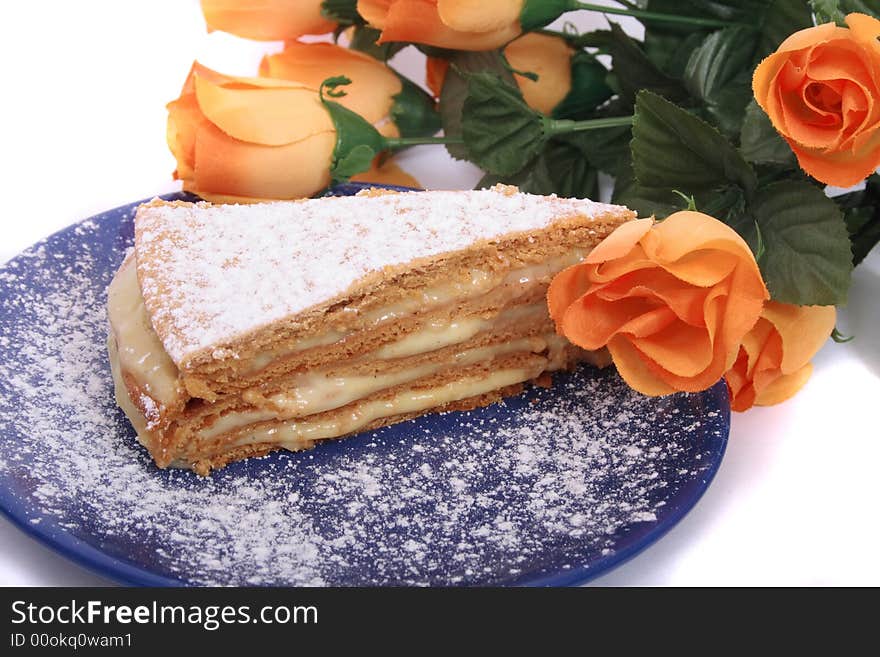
[{"left": 107, "top": 185, "right": 635, "bottom": 474}]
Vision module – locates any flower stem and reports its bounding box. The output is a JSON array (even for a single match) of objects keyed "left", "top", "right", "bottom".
[
  {"left": 570, "top": 1, "right": 738, "bottom": 29},
  {"left": 385, "top": 135, "right": 464, "bottom": 148},
  {"left": 545, "top": 116, "right": 633, "bottom": 136}
]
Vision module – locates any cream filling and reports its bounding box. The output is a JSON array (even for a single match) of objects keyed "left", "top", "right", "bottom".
[
  {"left": 108, "top": 334, "right": 150, "bottom": 449},
  {"left": 202, "top": 335, "right": 549, "bottom": 440},
  {"left": 107, "top": 255, "right": 182, "bottom": 408},
  {"left": 373, "top": 304, "right": 545, "bottom": 360},
  {"left": 110, "top": 250, "right": 583, "bottom": 405},
  {"left": 219, "top": 365, "right": 542, "bottom": 455},
  {"left": 244, "top": 251, "right": 585, "bottom": 372}
]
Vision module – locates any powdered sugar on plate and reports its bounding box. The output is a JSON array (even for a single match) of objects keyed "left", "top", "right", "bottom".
[{"left": 0, "top": 190, "right": 728, "bottom": 586}]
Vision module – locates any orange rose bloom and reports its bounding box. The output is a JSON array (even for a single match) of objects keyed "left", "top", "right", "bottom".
[
  {"left": 504, "top": 32, "right": 574, "bottom": 115},
  {"left": 166, "top": 44, "right": 411, "bottom": 203},
  {"left": 358, "top": 0, "right": 522, "bottom": 51},
  {"left": 425, "top": 32, "right": 573, "bottom": 113},
  {"left": 547, "top": 212, "right": 769, "bottom": 396},
  {"left": 200, "top": 0, "right": 334, "bottom": 40},
  {"left": 753, "top": 13, "right": 880, "bottom": 187},
  {"left": 725, "top": 302, "right": 836, "bottom": 411}
]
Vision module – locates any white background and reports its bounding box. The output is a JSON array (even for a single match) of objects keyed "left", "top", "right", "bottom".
[{"left": 0, "top": 1, "right": 878, "bottom": 586}]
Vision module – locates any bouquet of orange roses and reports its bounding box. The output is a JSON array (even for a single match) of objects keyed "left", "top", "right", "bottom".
[{"left": 168, "top": 0, "right": 879, "bottom": 412}]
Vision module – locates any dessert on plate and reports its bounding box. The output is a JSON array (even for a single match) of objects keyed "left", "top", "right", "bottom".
[{"left": 107, "top": 185, "right": 635, "bottom": 474}]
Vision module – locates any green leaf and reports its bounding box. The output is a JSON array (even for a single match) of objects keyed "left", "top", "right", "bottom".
[
  {"left": 321, "top": 0, "right": 361, "bottom": 25},
  {"left": 740, "top": 100, "right": 795, "bottom": 166},
  {"left": 811, "top": 0, "right": 880, "bottom": 24},
  {"left": 559, "top": 120, "right": 632, "bottom": 178},
  {"left": 461, "top": 72, "right": 547, "bottom": 176},
  {"left": 347, "top": 25, "right": 407, "bottom": 61},
  {"left": 319, "top": 77, "right": 388, "bottom": 184},
  {"left": 439, "top": 51, "right": 517, "bottom": 160},
  {"left": 644, "top": 30, "right": 706, "bottom": 77},
  {"left": 613, "top": 168, "right": 684, "bottom": 218},
  {"left": 477, "top": 139, "right": 599, "bottom": 199},
  {"left": 683, "top": 26, "right": 757, "bottom": 135},
  {"left": 551, "top": 51, "right": 613, "bottom": 119},
  {"left": 520, "top": 0, "right": 571, "bottom": 31},
  {"left": 758, "top": 0, "right": 814, "bottom": 59},
  {"left": 684, "top": 27, "right": 756, "bottom": 101},
  {"left": 631, "top": 90, "right": 758, "bottom": 197},
  {"left": 391, "top": 74, "right": 441, "bottom": 138},
  {"left": 702, "top": 70, "right": 754, "bottom": 137},
  {"left": 740, "top": 181, "right": 853, "bottom": 305},
  {"left": 642, "top": 0, "right": 769, "bottom": 34},
  {"left": 605, "top": 23, "right": 688, "bottom": 105},
  {"left": 837, "top": 173, "right": 880, "bottom": 265}
]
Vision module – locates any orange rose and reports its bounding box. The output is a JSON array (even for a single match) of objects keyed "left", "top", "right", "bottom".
[
  {"left": 259, "top": 42, "right": 402, "bottom": 132},
  {"left": 547, "top": 212, "right": 769, "bottom": 396},
  {"left": 426, "top": 32, "right": 573, "bottom": 113},
  {"left": 725, "top": 302, "right": 836, "bottom": 411},
  {"left": 504, "top": 32, "right": 574, "bottom": 115},
  {"left": 753, "top": 13, "right": 880, "bottom": 187},
  {"left": 166, "top": 44, "right": 413, "bottom": 202},
  {"left": 358, "top": 0, "right": 523, "bottom": 50},
  {"left": 200, "top": 0, "right": 334, "bottom": 40}
]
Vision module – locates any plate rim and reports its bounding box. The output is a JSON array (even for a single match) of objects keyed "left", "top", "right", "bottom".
[{"left": 0, "top": 188, "right": 731, "bottom": 587}]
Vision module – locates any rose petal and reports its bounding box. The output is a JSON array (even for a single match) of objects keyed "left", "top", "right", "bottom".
[
  {"left": 773, "top": 20, "right": 846, "bottom": 53},
  {"left": 377, "top": 0, "right": 520, "bottom": 50},
  {"left": 631, "top": 319, "right": 713, "bottom": 377},
  {"left": 559, "top": 295, "right": 656, "bottom": 350},
  {"left": 193, "top": 122, "right": 335, "bottom": 199},
  {"left": 584, "top": 218, "right": 653, "bottom": 263},
  {"left": 738, "top": 317, "right": 775, "bottom": 377},
  {"left": 200, "top": 0, "right": 334, "bottom": 40},
  {"left": 260, "top": 42, "right": 402, "bottom": 124},
  {"left": 351, "top": 158, "right": 421, "bottom": 188},
  {"left": 754, "top": 362, "right": 814, "bottom": 406},
  {"left": 166, "top": 92, "right": 205, "bottom": 181},
  {"left": 503, "top": 32, "right": 573, "bottom": 114},
  {"left": 790, "top": 132, "right": 880, "bottom": 187},
  {"left": 437, "top": 0, "right": 523, "bottom": 33},
  {"left": 606, "top": 335, "right": 678, "bottom": 397},
  {"left": 760, "top": 302, "right": 836, "bottom": 374},
  {"left": 357, "top": 0, "right": 392, "bottom": 28},
  {"left": 658, "top": 250, "right": 739, "bottom": 287},
  {"left": 726, "top": 348, "right": 757, "bottom": 412},
  {"left": 425, "top": 57, "right": 449, "bottom": 98},
  {"left": 547, "top": 262, "right": 595, "bottom": 328},
  {"left": 647, "top": 211, "right": 757, "bottom": 264},
  {"left": 193, "top": 72, "right": 331, "bottom": 146},
  {"left": 593, "top": 268, "right": 709, "bottom": 327}
]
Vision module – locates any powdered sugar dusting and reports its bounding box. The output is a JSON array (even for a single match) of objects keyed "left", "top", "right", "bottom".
[
  {"left": 136, "top": 187, "right": 627, "bottom": 364},
  {"left": 0, "top": 196, "right": 727, "bottom": 586}
]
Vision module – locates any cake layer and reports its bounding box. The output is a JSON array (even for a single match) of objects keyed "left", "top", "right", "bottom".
[
  {"left": 176, "top": 353, "right": 554, "bottom": 474},
  {"left": 173, "top": 331, "right": 564, "bottom": 442},
  {"left": 109, "top": 247, "right": 581, "bottom": 407},
  {"left": 134, "top": 186, "right": 634, "bottom": 372},
  {"left": 186, "top": 382, "right": 529, "bottom": 476}
]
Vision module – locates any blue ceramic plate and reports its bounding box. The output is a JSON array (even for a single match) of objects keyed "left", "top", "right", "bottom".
[{"left": 0, "top": 184, "right": 729, "bottom": 586}]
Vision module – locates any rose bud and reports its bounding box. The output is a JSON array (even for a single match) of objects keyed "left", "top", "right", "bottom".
[
  {"left": 753, "top": 13, "right": 880, "bottom": 187},
  {"left": 725, "top": 302, "right": 836, "bottom": 411},
  {"left": 166, "top": 44, "right": 423, "bottom": 202}
]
